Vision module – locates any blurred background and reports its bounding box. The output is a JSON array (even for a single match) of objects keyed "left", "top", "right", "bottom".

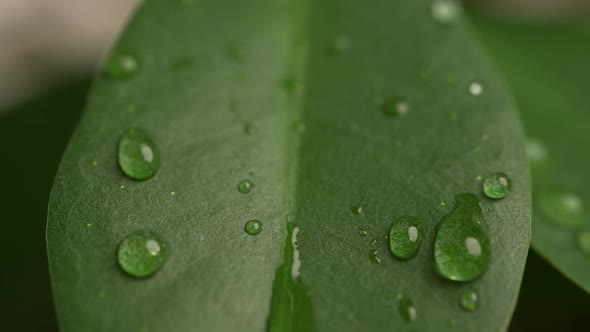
[{"left": 0, "top": 0, "right": 589, "bottom": 331}]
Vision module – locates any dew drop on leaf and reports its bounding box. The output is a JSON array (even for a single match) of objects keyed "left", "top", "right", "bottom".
[
  {"left": 434, "top": 193, "right": 491, "bottom": 282},
  {"left": 104, "top": 52, "right": 140, "bottom": 79},
  {"left": 238, "top": 179, "right": 254, "bottom": 194},
  {"left": 118, "top": 128, "right": 160, "bottom": 181},
  {"left": 460, "top": 288, "right": 480, "bottom": 312},
  {"left": 350, "top": 204, "right": 363, "bottom": 215},
  {"left": 358, "top": 228, "right": 368, "bottom": 237},
  {"left": 539, "top": 192, "right": 584, "bottom": 228},
  {"left": 431, "top": 0, "right": 462, "bottom": 24},
  {"left": 379, "top": 96, "right": 409, "bottom": 118},
  {"left": 482, "top": 172, "right": 512, "bottom": 200},
  {"left": 244, "top": 220, "right": 262, "bottom": 235},
  {"left": 469, "top": 81, "right": 484, "bottom": 96},
  {"left": 389, "top": 216, "right": 425, "bottom": 260},
  {"left": 369, "top": 249, "right": 381, "bottom": 264},
  {"left": 117, "top": 230, "right": 168, "bottom": 278},
  {"left": 399, "top": 297, "right": 417, "bottom": 322}
]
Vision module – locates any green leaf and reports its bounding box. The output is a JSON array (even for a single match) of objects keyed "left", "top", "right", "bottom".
[
  {"left": 0, "top": 80, "right": 90, "bottom": 332},
  {"left": 47, "top": 1, "right": 531, "bottom": 331},
  {"left": 470, "top": 12, "right": 590, "bottom": 293}
]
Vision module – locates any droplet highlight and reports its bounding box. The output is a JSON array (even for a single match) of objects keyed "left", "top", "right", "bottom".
[
  {"left": 399, "top": 297, "right": 417, "bottom": 322},
  {"left": 238, "top": 180, "right": 254, "bottom": 194},
  {"left": 389, "top": 216, "right": 425, "bottom": 260},
  {"left": 434, "top": 193, "right": 491, "bottom": 282},
  {"left": 117, "top": 230, "right": 168, "bottom": 278},
  {"left": 244, "top": 220, "right": 262, "bottom": 236},
  {"left": 104, "top": 52, "right": 140, "bottom": 79},
  {"left": 431, "top": 0, "right": 462, "bottom": 24},
  {"left": 460, "top": 289, "right": 480, "bottom": 312},
  {"left": 539, "top": 192, "right": 584, "bottom": 228},
  {"left": 118, "top": 128, "right": 160, "bottom": 181},
  {"left": 483, "top": 172, "right": 512, "bottom": 200}
]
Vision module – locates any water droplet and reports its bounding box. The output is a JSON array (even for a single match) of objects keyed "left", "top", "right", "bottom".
[
  {"left": 431, "top": 0, "right": 462, "bottom": 24},
  {"left": 117, "top": 230, "right": 168, "bottom": 278},
  {"left": 350, "top": 204, "right": 363, "bottom": 215},
  {"left": 104, "top": 52, "right": 140, "bottom": 79},
  {"left": 389, "top": 216, "right": 425, "bottom": 260},
  {"left": 483, "top": 173, "right": 512, "bottom": 199},
  {"left": 358, "top": 228, "right": 368, "bottom": 237},
  {"left": 399, "top": 297, "right": 417, "bottom": 322},
  {"left": 539, "top": 192, "right": 584, "bottom": 228},
  {"left": 525, "top": 138, "right": 547, "bottom": 163},
  {"left": 244, "top": 220, "right": 262, "bottom": 235},
  {"left": 380, "top": 96, "right": 409, "bottom": 117},
  {"left": 331, "top": 35, "right": 351, "bottom": 53},
  {"left": 237, "top": 180, "right": 253, "bottom": 194},
  {"left": 578, "top": 231, "right": 590, "bottom": 256},
  {"left": 118, "top": 128, "right": 160, "bottom": 181},
  {"left": 434, "top": 193, "right": 491, "bottom": 281},
  {"left": 460, "top": 288, "right": 480, "bottom": 312},
  {"left": 469, "top": 81, "right": 483, "bottom": 96},
  {"left": 369, "top": 249, "right": 381, "bottom": 264}
]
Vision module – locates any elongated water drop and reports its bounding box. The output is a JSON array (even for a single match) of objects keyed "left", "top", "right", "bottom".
[
  {"left": 238, "top": 180, "right": 254, "bottom": 194},
  {"left": 399, "top": 297, "right": 417, "bottom": 322},
  {"left": 539, "top": 192, "right": 584, "bottom": 228},
  {"left": 117, "top": 230, "right": 168, "bottom": 278},
  {"left": 460, "top": 288, "right": 480, "bottom": 312},
  {"left": 104, "top": 52, "right": 140, "bottom": 79},
  {"left": 118, "top": 128, "right": 160, "bottom": 180},
  {"left": 244, "top": 220, "right": 262, "bottom": 235},
  {"left": 434, "top": 193, "right": 491, "bottom": 281},
  {"left": 389, "top": 216, "right": 425, "bottom": 260},
  {"left": 483, "top": 172, "right": 512, "bottom": 199}
]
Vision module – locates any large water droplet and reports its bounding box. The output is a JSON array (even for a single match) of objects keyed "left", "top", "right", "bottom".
[
  {"left": 399, "top": 297, "right": 417, "bottom": 322},
  {"left": 117, "top": 230, "right": 168, "bottom": 278},
  {"left": 483, "top": 172, "right": 512, "bottom": 200},
  {"left": 539, "top": 192, "right": 584, "bottom": 228},
  {"left": 431, "top": 0, "right": 462, "bottom": 24},
  {"left": 578, "top": 231, "right": 590, "bottom": 256},
  {"left": 379, "top": 96, "right": 409, "bottom": 117},
  {"left": 244, "top": 220, "right": 263, "bottom": 235},
  {"left": 238, "top": 180, "right": 254, "bottom": 194},
  {"left": 104, "top": 52, "right": 140, "bottom": 79},
  {"left": 389, "top": 216, "right": 425, "bottom": 260},
  {"left": 434, "top": 193, "right": 491, "bottom": 282},
  {"left": 460, "top": 288, "right": 480, "bottom": 312},
  {"left": 118, "top": 128, "right": 160, "bottom": 181}
]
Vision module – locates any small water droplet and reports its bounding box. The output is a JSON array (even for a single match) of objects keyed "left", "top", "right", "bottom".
[
  {"left": 460, "top": 288, "right": 480, "bottom": 312},
  {"left": 244, "top": 220, "right": 262, "bottom": 235},
  {"left": 350, "top": 204, "right": 363, "bottom": 215},
  {"left": 539, "top": 192, "right": 584, "bottom": 228},
  {"left": 389, "top": 216, "right": 425, "bottom": 260},
  {"left": 238, "top": 180, "right": 254, "bottom": 194},
  {"left": 483, "top": 173, "right": 512, "bottom": 200},
  {"left": 118, "top": 128, "right": 159, "bottom": 181},
  {"left": 525, "top": 138, "right": 547, "bottom": 164},
  {"left": 434, "top": 193, "right": 491, "bottom": 281},
  {"left": 369, "top": 249, "right": 381, "bottom": 264},
  {"left": 370, "top": 238, "right": 378, "bottom": 247},
  {"left": 331, "top": 35, "right": 351, "bottom": 53},
  {"left": 117, "top": 230, "right": 168, "bottom": 278},
  {"left": 469, "top": 81, "right": 484, "bottom": 96},
  {"left": 431, "top": 0, "right": 462, "bottom": 24},
  {"left": 358, "top": 228, "right": 368, "bottom": 237},
  {"left": 578, "top": 231, "right": 590, "bottom": 256},
  {"left": 104, "top": 52, "right": 140, "bottom": 79},
  {"left": 379, "top": 96, "right": 409, "bottom": 117},
  {"left": 399, "top": 297, "right": 417, "bottom": 322}
]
